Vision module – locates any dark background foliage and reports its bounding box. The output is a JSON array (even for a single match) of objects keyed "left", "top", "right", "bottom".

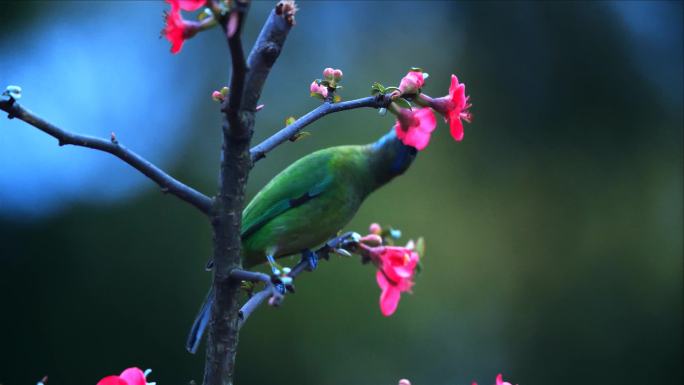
[{"left": 1, "top": 1, "right": 682, "bottom": 385}]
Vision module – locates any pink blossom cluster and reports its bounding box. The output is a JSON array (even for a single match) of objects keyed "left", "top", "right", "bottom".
[
  {"left": 162, "top": 0, "right": 207, "bottom": 54},
  {"left": 391, "top": 70, "right": 472, "bottom": 150}
]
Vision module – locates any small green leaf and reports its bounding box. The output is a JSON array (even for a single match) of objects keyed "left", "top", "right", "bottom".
[
  {"left": 415, "top": 237, "right": 426, "bottom": 258},
  {"left": 285, "top": 116, "right": 296, "bottom": 126},
  {"left": 198, "top": 8, "right": 212, "bottom": 20},
  {"left": 384, "top": 86, "right": 400, "bottom": 93},
  {"left": 394, "top": 97, "right": 412, "bottom": 110},
  {"left": 371, "top": 82, "right": 386, "bottom": 94},
  {"left": 289, "top": 131, "right": 311, "bottom": 142},
  {"left": 333, "top": 95, "right": 342, "bottom": 103}
]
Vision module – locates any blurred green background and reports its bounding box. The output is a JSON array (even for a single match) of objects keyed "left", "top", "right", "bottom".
[{"left": 1, "top": 1, "right": 682, "bottom": 385}]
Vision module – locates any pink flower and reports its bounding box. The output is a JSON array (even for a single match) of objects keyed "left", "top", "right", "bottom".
[
  {"left": 163, "top": 0, "right": 201, "bottom": 54},
  {"left": 393, "top": 107, "right": 437, "bottom": 150},
  {"left": 472, "top": 373, "right": 516, "bottom": 385},
  {"left": 496, "top": 374, "right": 514, "bottom": 385},
  {"left": 398, "top": 70, "right": 425, "bottom": 95},
  {"left": 310, "top": 81, "right": 328, "bottom": 99},
  {"left": 425, "top": 74, "right": 471, "bottom": 141},
  {"left": 373, "top": 246, "right": 419, "bottom": 316},
  {"left": 97, "top": 368, "right": 148, "bottom": 385},
  {"left": 176, "top": 0, "right": 206, "bottom": 11}
]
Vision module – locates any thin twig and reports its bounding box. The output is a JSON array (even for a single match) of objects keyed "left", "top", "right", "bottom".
[
  {"left": 0, "top": 99, "right": 213, "bottom": 215},
  {"left": 250, "top": 94, "right": 392, "bottom": 163},
  {"left": 236, "top": 232, "right": 361, "bottom": 328}
]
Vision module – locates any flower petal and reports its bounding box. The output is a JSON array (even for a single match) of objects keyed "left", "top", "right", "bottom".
[
  {"left": 449, "top": 114, "right": 464, "bottom": 141},
  {"left": 179, "top": 0, "right": 206, "bottom": 11},
  {"left": 97, "top": 376, "right": 127, "bottom": 385},
  {"left": 415, "top": 108, "right": 437, "bottom": 133},
  {"left": 119, "top": 368, "right": 147, "bottom": 385},
  {"left": 380, "top": 285, "right": 401, "bottom": 316},
  {"left": 394, "top": 121, "right": 407, "bottom": 140}
]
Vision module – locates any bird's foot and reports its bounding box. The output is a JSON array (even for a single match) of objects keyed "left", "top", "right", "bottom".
[
  {"left": 301, "top": 249, "right": 318, "bottom": 271},
  {"left": 266, "top": 255, "right": 295, "bottom": 293},
  {"left": 324, "top": 231, "right": 362, "bottom": 257}
]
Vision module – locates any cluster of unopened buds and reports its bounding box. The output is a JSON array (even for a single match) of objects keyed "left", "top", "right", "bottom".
[{"left": 310, "top": 67, "right": 343, "bottom": 100}]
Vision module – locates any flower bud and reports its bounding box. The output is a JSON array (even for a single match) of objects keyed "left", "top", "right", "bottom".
[
  {"left": 398, "top": 70, "right": 425, "bottom": 95},
  {"left": 369, "top": 223, "right": 382, "bottom": 234},
  {"left": 211, "top": 90, "right": 224, "bottom": 102},
  {"left": 310, "top": 81, "right": 328, "bottom": 99},
  {"left": 398, "top": 380, "right": 411, "bottom": 385},
  {"left": 332, "top": 69, "right": 343, "bottom": 81},
  {"left": 323, "top": 67, "right": 335, "bottom": 80},
  {"left": 360, "top": 234, "right": 383, "bottom": 247}
]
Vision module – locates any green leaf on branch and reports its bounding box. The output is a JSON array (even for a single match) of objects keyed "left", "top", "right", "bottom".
[
  {"left": 394, "top": 97, "right": 412, "bottom": 110},
  {"left": 371, "top": 82, "right": 386, "bottom": 95},
  {"left": 285, "top": 116, "right": 296, "bottom": 126},
  {"left": 289, "top": 131, "right": 310, "bottom": 142}
]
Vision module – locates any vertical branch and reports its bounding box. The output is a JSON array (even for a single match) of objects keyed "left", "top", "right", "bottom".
[{"left": 204, "top": 2, "right": 293, "bottom": 385}]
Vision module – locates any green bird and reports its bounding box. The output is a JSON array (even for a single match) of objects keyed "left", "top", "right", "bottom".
[{"left": 186, "top": 128, "right": 417, "bottom": 353}]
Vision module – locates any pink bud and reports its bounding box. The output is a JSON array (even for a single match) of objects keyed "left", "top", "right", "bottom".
[
  {"left": 332, "top": 69, "right": 343, "bottom": 80},
  {"left": 310, "top": 81, "right": 328, "bottom": 99},
  {"left": 211, "top": 90, "right": 224, "bottom": 102},
  {"left": 398, "top": 70, "right": 425, "bottom": 95},
  {"left": 323, "top": 67, "right": 335, "bottom": 79},
  {"left": 369, "top": 223, "right": 382, "bottom": 234},
  {"left": 360, "top": 234, "right": 383, "bottom": 247},
  {"left": 398, "top": 380, "right": 411, "bottom": 385}
]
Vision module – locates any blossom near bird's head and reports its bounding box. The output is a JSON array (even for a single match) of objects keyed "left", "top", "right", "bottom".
[
  {"left": 391, "top": 106, "right": 437, "bottom": 151},
  {"left": 416, "top": 74, "right": 472, "bottom": 141}
]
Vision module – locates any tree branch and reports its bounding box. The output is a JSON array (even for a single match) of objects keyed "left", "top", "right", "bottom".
[
  {"left": 242, "top": 6, "right": 293, "bottom": 112},
  {"left": 0, "top": 99, "right": 213, "bottom": 215},
  {"left": 204, "top": 3, "right": 293, "bottom": 385},
  {"left": 250, "top": 94, "right": 392, "bottom": 163},
  {"left": 237, "top": 232, "right": 363, "bottom": 328}
]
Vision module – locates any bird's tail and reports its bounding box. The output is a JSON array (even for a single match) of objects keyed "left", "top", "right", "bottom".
[{"left": 186, "top": 287, "right": 215, "bottom": 354}]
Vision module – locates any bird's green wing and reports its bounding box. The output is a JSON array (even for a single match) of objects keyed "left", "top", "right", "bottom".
[{"left": 240, "top": 150, "right": 335, "bottom": 240}]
